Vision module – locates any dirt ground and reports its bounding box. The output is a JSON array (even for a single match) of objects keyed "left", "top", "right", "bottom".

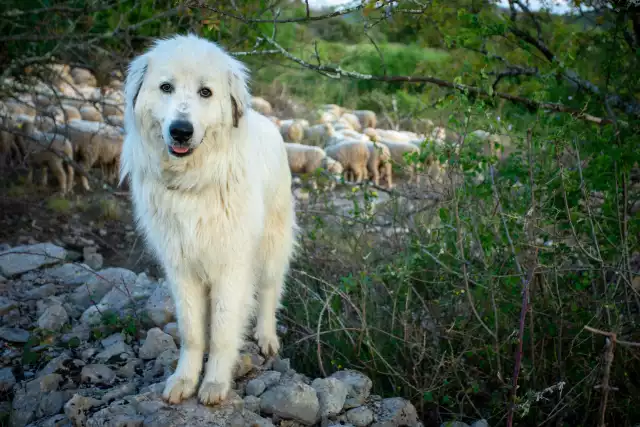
[{"left": 0, "top": 177, "right": 163, "bottom": 277}]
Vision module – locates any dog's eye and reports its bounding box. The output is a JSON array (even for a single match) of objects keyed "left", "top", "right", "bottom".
[
  {"left": 160, "top": 83, "right": 173, "bottom": 93},
  {"left": 199, "top": 88, "right": 212, "bottom": 98}
]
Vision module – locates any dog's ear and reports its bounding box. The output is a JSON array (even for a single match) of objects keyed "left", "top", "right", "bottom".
[
  {"left": 228, "top": 66, "right": 250, "bottom": 128},
  {"left": 124, "top": 54, "right": 148, "bottom": 132}
]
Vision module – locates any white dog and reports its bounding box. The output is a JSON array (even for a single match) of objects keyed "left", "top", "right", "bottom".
[{"left": 119, "top": 34, "right": 297, "bottom": 406}]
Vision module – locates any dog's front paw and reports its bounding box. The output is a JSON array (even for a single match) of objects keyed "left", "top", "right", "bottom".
[
  {"left": 198, "top": 380, "right": 230, "bottom": 406},
  {"left": 254, "top": 330, "right": 280, "bottom": 357},
  {"left": 163, "top": 373, "right": 199, "bottom": 404}
]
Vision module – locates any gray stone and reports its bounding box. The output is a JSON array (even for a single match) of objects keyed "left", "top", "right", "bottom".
[
  {"left": 260, "top": 382, "right": 320, "bottom": 425},
  {"left": 81, "top": 364, "right": 116, "bottom": 385},
  {"left": 138, "top": 327, "right": 177, "bottom": 360},
  {"left": 273, "top": 357, "right": 291, "bottom": 373},
  {"left": 36, "top": 353, "right": 73, "bottom": 378},
  {"left": 0, "top": 367, "right": 16, "bottom": 392},
  {"left": 81, "top": 273, "right": 157, "bottom": 325},
  {"left": 86, "top": 403, "right": 143, "bottom": 427},
  {"left": 101, "top": 333, "right": 125, "bottom": 349},
  {"left": 246, "top": 378, "right": 266, "bottom": 397},
  {"left": 38, "top": 304, "right": 69, "bottom": 331},
  {"left": 102, "top": 382, "right": 138, "bottom": 402},
  {"left": 26, "top": 414, "right": 71, "bottom": 427},
  {"left": 129, "top": 273, "right": 158, "bottom": 301},
  {"left": 244, "top": 395, "right": 261, "bottom": 413},
  {"left": 154, "top": 348, "right": 179, "bottom": 372},
  {"left": 60, "top": 324, "right": 91, "bottom": 345},
  {"left": 88, "top": 387, "right": 244, "bottom": 427},
  {"left": 470, "top": 420, "right": 489, "bottom": 427},
  {"left": 64, "top": 394, "right": 101, "bottom": 427},
  {"left": 163, "top": 322, "right": 180, "bottom": 344},
  {"left": 69, "top": 267, "right": 137, "bottom": 310},
  {"left": 144, "top": 285, "right": 175, "bottom": 327},
  {"left": 330, "top": 370, "right": 372, "bottom": 408},
  {"left": 347, "top": 406, "right": 375, "bottom": 427},
  {"left": 312, "top": 377, "right": 348, "bottom": 417},
  {"left": 0, "top": 296, "right": 18, "bottom": 315},
  {"left": 95, "top": 341, "right": 134, "bottom": 363},
  {"left": 81, "top": 348, "right": 97, "bottom": 361},
  {"left": 35, "top": 263, "right": 95, "bottom": 286},
  {"left": 0, "top": 327, "right": 30, "bottom": 343},
  {"left": 10, "top": 374, "right": 69, "bottom": 427},
  {"left": 371, "top": 397, "right": 419, "bottom": 427},
  {"left": 24, "top": 283, "right": 58, "bottom": 300},
  {"left": 0, "top": 243, "right": 66, "bottom": 277},
  {"left": 117, "top": 358, "right": 142, "bottom": 379},
  {"left": 243, "top": 411, "right": 276, "bottom": 427},
  {"left": 259, "top": 370, "right": 282, "bottom": 388},
  {"left": 83, "top": 253, "right": 103, "bottom": 271}
]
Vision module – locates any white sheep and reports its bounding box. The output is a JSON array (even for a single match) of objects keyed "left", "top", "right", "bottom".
[
  {"left": 353, "top": 110, "right": 377, "bottom": 128},
  {"left": 285, "top": 143, "right": 344, "bottom": 190},
  {"left": 105, "top": 115, "right": 124, "bottom": 128},
  {"left": 325, "top": 140, "right": 370, "bottom": 183},
  {"left": 317, "top": 111, "right": 338, "bottom": 124},
  {"left": 70, "top": 67, "right": 97, "bottom": 87},
  {"left": 336, "top": 129, "right": 370, "bottom": 143},
  {"left": 80, "top": 105, "right": 103, "bottom": 122},
  {"left": 304, "top": 123, "right": 335, "bottom": 146},
  {"left": 251, "top": 96, "right": 273, "bottom": 116},
  {"left": 280, "top": 121, "right": 305, "bottom": 143},
  {"left": 365, "top": 141, "right": 393, "bottom": 188},
  {"left": 59, "top": 120, "right": 123, "bottom": 190},
  {"left": 321, "top": 104, "right": 345, "bottom": 118},
  {"left": 340, "top": 113, "right": 362, "bottom": 131},
  {"left": 17, "top": 122, "right": 75, "bottom": 194},
  {"left": 5, "top": 100, "right": 36, "bottom": 117},
  {"left": 398, "top": 117, "right": 435, "bottom": 134},
  {"left": 378, "top": 139, "right": 421, "bottom": 184}
]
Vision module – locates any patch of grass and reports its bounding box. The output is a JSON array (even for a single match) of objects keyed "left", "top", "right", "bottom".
[
  {"left": 46, "top": 196, "right": 72, "bottom": 213},
  {"left": 250, "top": 41, "right": 452, "bottom": 113},
  {"left": 5, "top": 184, "right": 28, "bottom": 198},
  {"left": 98, "top": 199, "right": 121, "bottom": 221}
]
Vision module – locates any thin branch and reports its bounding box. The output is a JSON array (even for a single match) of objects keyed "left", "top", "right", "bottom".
[
  {"left": 189, "top": 0, "right": 387, "bottom": 24},
  {"left": 258, "top": 33, "right": 616, "bottom": 125}
]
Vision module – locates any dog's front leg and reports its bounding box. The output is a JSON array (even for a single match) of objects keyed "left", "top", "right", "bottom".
[
  {"left": 162, "top": 271, "right": 207, "bottom": 404},
  {"left": 198, "top": 266, "right": 254, "bottom": 406}
]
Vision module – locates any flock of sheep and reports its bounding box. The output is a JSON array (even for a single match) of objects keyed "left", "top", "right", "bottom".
[
  {"left": 0, "top": 64, "right": 125, "bottom": 194},
  {"left": 253, "top": 98, "right": 513, "bottom": 192},
  {"left": 0, "top": 64, "right": 512, "bottom": 196}
]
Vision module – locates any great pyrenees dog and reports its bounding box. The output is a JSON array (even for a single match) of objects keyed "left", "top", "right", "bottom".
[{"left": 119, "top": 34, "right": 297, "bottom": 406}]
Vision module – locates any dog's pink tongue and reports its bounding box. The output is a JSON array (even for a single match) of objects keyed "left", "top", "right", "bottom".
[{"left": 171, "top": 146, "right": 189, "bottom": 154}]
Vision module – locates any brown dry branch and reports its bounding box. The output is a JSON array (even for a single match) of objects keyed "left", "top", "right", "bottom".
[
  {"left": 486, "top": 128, "right": 541, "bottom": 427},
  {"left": 253, "top": 33, "right": 616, "bottom": 126},
  {"left": 581, "top": 326, "right": 640, "bottom": 427}
]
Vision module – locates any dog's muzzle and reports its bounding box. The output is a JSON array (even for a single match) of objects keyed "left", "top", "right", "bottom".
[{"left": 168, "top": 120, "right": 195, "bottom": 157}]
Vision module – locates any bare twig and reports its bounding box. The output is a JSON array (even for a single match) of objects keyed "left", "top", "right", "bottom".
[{"left": 256, "top": 33, "right": 616, "bottom": 125}]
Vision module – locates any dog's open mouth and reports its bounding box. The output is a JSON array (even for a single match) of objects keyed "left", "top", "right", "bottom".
[{"left": 168, "top": 145, "right": 194, "bottom": 157}]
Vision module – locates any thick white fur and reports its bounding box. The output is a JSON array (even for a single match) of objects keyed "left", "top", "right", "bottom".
[{"left": 120, "top": 34, "right": 297, "bottom": 406}]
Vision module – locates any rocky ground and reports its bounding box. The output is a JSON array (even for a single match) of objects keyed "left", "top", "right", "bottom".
[
  {"left": 0, "top": 242, "right": 490, "bottom": 427},
  {"left": 0, "top": 180, "right": 483, "bottom": 427}
]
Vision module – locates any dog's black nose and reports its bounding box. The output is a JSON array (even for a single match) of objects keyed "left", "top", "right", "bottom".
[{"left": 169, "top": 120, "right": 194, "bottom": 143}]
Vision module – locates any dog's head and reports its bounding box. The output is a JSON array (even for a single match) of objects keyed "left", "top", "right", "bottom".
[{"left": 124, "top": 34, "right": 250, "bottom": 159}]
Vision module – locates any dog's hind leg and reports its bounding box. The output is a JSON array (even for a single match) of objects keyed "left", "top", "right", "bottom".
[
  {"left": 254, "top": 202, "right": 296, "bottom": 357},
  {"left": 198, "top": 263, "right": 255, "bottom": 406},
  {"left": 162, "top": 271, "right": 208, "bottom": 405}
]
